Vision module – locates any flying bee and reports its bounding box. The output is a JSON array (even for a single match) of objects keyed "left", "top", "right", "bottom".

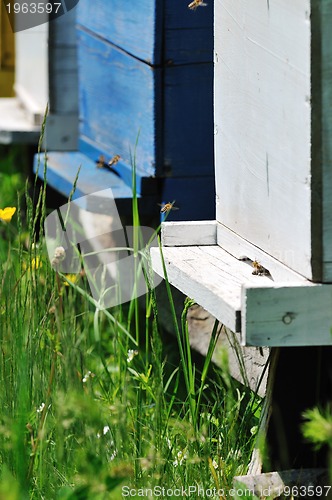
[
  {"left": 96, "top": 154, "right": 106, "bottom": 168},
  {"left": 108, "top": 154, "right": 121, "bottom": 167},
  {"left": 252, "top": 259, "right": 270, "bottom": 276},
  {"left": 159, "top": 200, "right": 179, "bottom": 213},
  {"left": 188, "top": 0, "right": 207, "bottom": 10}
]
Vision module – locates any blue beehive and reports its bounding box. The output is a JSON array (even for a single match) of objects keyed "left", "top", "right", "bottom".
[{"left": 36, "top": 0, "right": 215, "bottom": 220}]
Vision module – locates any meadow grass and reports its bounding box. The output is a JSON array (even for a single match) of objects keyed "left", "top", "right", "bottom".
[{"left": 0, "top": 143, "right": 262, "bottom": 499}]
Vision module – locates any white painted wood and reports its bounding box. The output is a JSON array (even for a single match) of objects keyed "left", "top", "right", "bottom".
[
  {"left": 15, "top": 24, "right": 48, "bottom": 125},
  {"left": 243, "top": 284, "right": 332, "bottom": 346},
  {"left": 161, "top": 220, "right": 217, "bottom": 246},
  {"left": 217, "top": 222, "right": 309, "bottom": 283},
  {"left": 0, "top": 98, "right": 40, "bottom": 144},
  {"left": 214, "top": 0, "right": 317, "bottom": 280},
  {"left": 151, "top": 239, "right": 332, "bottom": 346},
  {"left": 151, "top": 245, "right": 276, "bottom": 333}
]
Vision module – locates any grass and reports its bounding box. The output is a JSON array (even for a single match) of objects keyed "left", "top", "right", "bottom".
[{"left": 0, "top": 141, "right": 262, "bottom": 499}]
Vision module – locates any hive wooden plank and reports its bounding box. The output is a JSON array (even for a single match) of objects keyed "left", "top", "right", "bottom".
[
  {"left": 34, "top": 152, "right": 133, "bottom": 204},
  {"left": 163, "top": 63, "right": 214, "bottom": 177},
  {"left": 77, "top": 0, "right": 160, "bottom": 64},
  {"left": 214, "top": 0, "right": 329, "bottom": 281},
  {"left": 243, "top": 284, "right": 332, "bottom": 347},
  {"left": 151, "top": 245, "right": 273, "bottom": 333},
  {"left": 0, "top": 98, "right": 41, "bottom": 144},
  {"left": 217, "top": 223, "right": 309, "bottom": 283},
  {"left": 152, "top": 221, "right": 332, "bottom": 346},
  {"left": 321, "top": 0, "right": 332, "bottom": 281},
  {"left": 77, "top": 28, "right": 159, "bottom": 179},
  {"left": 77, "top": 0, "right": 213, "bottom": 66},
  {"left": 161, "top": 221, "right": 217, "bottom": 246}
]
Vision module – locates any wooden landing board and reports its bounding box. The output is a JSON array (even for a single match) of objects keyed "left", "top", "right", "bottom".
[
  {"left": 152, "top": 221, "right": 332, "bottom": 346},
  {"left": 151, "top": 245, "right": 273, "bottom": 334},
  {"left": 33, "top": 151, "right": 133, "bottom": 205}
]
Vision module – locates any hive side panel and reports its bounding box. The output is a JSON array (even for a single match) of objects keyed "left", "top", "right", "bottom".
[
  {"left": 164, "top": 64, "right": 214, "bottom": 177},
  {"left": 77, "top": 28, "right": 158, "bottom": 178},
  {"left": 214, "top": 0, "right": 313, "bottom": 279},
  {"left": 77, "top": 0, "right": 159, "bottom": 64},
  {"left": 321, "top": 0, "right": 332, "bottom": 281},
  {"left": 243, "top": 284, "right": 332, "bottom": 346}
]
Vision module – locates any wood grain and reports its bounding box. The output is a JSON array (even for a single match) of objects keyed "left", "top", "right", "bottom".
[
  {"left": 214, "top": 0, "right": 330, "bottom": 281},
  {"left": 243, "top": 284, "right": 332, "bottom": 346}
]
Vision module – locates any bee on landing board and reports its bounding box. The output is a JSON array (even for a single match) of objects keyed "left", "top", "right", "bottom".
[
  {"left": 159, "top": 200, "right": 179, "bottom": 213},
  {"left": 108, "top": 154, "right": 121, "bottom": 167},
  {"left": 188, "top": 0, "right": 208, "bottom": 10},
  {"left": 96, "top": 154, "right": 121, "bottom": 177},
  {"left": 96, "top": 155, "right": 106, "bottom": 169},
  {"left": 252, "top": 259, "right": 270, "bottom": 276}
]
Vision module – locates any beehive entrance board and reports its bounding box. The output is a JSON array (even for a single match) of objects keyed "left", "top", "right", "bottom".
[
  {"left": 214, "top": 0, "right": 332, "bottom": 283},
  {"left": 150, "top": 221, "right": 332, "bottom": 347}
]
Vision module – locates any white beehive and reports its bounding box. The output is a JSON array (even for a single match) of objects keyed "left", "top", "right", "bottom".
[{"left": 151, "top": 0, "right": 332, "bottom": 347}]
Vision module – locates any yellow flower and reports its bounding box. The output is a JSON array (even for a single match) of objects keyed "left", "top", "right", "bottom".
[
  {"left": 0, "top": 207, "right": 16, "bottom": 223},
  {"left": 63, "top": 274, "right": 80, "bottom": 286}
]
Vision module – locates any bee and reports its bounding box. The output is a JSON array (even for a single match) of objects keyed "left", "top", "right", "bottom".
[
  {"left": 159, "top": 200, "right": 179, "bottom": 213},
  {"left": 96, "top": 154, "right": 121, "bottom": 177},
  {"left": 252, "top": 259, "right": 270, "bottom": 276},
  {"left": 108, "top": 154, "right": 121, "bottom": 167},
  {"left": 188, "top": 0, "right": 208, "bottom": 10},
  {"left": 96, "top": 154, "right": 106, "bottom": 168}
]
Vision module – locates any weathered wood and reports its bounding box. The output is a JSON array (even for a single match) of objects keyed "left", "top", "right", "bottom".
[
  {"left": 234, "top": 468, "right": 328, "bottom": 499},
  {"left": 243, "top": 284, "right": 332, "bottom": 346},
  {"left": 322, "top": 0, "right": 332, "bottom": 282},
  {"left": 151, "top": 231, "right": 332, "bottom": 346},
  {"left": 77, "top": 0, "right": 213, "bottom": 66},
  {"left": 77, "top": 27, "right": 159, "bottom": 179},
  {"left": 217, "top": 223, "right": 309, "bottom": 283},
  {"left": 248, "top": 348, "right": 279, "bottom": 475},
  {"left": 34, "top": 152, "right": 133, "bottom": 202},
  {"left": 151, "top": 245, "right": 273, "bottom": 333},
  {"left": 161, "top": 221, "right": 217, "bottom": 246},
  {"left": 214, "top": 0, "right": 332, "bottom": 283},
  {"left": 77, "top": 27, "right": 214, "bottom": 184}
]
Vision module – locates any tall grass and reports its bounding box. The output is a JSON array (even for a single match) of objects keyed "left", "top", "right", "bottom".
[{"left": 0, "top": 140, "right": 262, "bottom": 499}]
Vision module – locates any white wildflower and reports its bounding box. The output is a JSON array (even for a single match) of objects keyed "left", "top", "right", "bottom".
[
  {"left": 127, "top": 349, "right": 138, "bottom": 363},
  {"left": 173, "top": 449, "right": 187, "bottom": 467},
  {"left": 37, "top": 402, "right": 45, "bottom": 413},
  {"left": 82, "top": 370, "right": 95, "bottom": 383}
]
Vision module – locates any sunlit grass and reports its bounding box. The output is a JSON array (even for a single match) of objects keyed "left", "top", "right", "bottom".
[{"left": 0, "top": 139, "right": 262, "bottom": 499}]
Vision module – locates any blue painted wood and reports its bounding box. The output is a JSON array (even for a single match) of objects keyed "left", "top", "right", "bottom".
[
  {"left": 164, "top": 63, "right": 214, "bottom": 177},
  {"left": 77, "top": 0, "right": 161, "bottom": 64},
  {"left": 77, "top": 28, "right": 160, "bottom": 179},
  {"left": 77, "top": 138, "right": 159, "bottom": 195},
  {"left": 34, "top": 152, "right": 133, "bottom": 201},
  {"left": 161, "top": 176, "right": 215, "bottom": 221},
  {"left": 76, "top": 0, "right": 213, "bottom": 65},
  {"left": 165, "top": 0, "right": 213, "bottom": 65},
  {"left": 40, "top": 1, "right": 215, "bottom": 221},
  {"left": 77, "top": 29, "right": 213, "bottom": 179}
]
